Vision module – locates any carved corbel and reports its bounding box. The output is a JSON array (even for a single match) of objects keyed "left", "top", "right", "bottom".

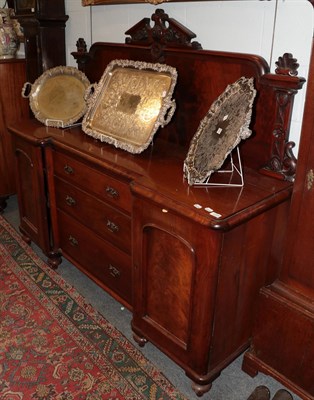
[
  {"left": 260, "top": 53, "right": 305, "bottom": 181},
  {"left": 71, "top": 38, "right": 91, "bottom": 72}
]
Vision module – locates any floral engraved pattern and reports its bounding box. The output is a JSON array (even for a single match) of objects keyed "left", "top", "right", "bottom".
[
  {"left": 82, "top": 59, "right": 177, "bottom": 154},
  {"left": 0, "top": 216, "right": 186, "bottom": 400}
]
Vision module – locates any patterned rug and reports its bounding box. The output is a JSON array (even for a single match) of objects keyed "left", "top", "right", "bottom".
[{"left": 0, "top": 215, "right": 187, "bottom": 400}]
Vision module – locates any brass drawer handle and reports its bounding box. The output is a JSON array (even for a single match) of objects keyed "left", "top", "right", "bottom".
[
  {"left": 68, "top": 235, "right": 78, "bottom": 246},
  {"left": 106, "top": 220, "right": 119, "bottom": 233},
  {"left": 64, "top": 164, "right": 74, "bottom": 175},
  {"left": 105, "top": 186, "right": 119, "bottom": 199},
  {"left": 108, "top": 264, "right": 120, "bottom": 278},
  {"left": 66, "top": 195, "right": 76, "bottom": 206}
]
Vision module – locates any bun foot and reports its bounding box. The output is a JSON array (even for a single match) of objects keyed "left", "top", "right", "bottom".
[
  {"left": 191, "top": 381, "right": 212, "bottom": 397},
  {"left": 133, "top": 332, "right": 147, "bottom": 347}
]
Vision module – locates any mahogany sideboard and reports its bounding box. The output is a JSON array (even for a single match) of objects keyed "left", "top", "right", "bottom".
[{"left": 8, "top": 10, "right": 306, "bottom": 395}]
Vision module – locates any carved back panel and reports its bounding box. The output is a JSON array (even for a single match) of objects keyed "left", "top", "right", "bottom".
[{"left": 72, "top": 9, "right": 305, "bottom": 178}]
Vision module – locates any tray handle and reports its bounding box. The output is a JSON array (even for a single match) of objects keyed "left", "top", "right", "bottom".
[
  {"left": 160, "top": 100, "right": 176, "bottom": 127},
  {"left": 21, "top": 82, "right": 32, "bottom": 98},
  {"left": 84, "top": 83, "right": 97, "bottom": 105}
]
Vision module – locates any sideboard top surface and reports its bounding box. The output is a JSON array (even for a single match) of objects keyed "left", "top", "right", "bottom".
[{"left": 9, "top": 118, "right": 292, "bottom": 230}]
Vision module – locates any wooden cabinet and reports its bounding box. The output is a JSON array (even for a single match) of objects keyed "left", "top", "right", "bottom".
[
  {"left": 7, "top": 10, "right": 306, "bottom": 395},
  {"left": 0, "top": 59, "right": 29, "bottom": 213},
  {"left": 242, "top": 32, "right": 314, "bottom": 400},
  {"left": 9, "top": 117, "right": 294, "bottom": 395},
  {"left": 131, "top": 174, "right": 291, "bottom": 396}
]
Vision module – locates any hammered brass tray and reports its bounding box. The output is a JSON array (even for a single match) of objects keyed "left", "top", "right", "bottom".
[
  {"left": 82, "top": 59, "right": 177, "bottom": 154},
  {"left": 23, "top": 66, "right": 90, "bottom": 128}
]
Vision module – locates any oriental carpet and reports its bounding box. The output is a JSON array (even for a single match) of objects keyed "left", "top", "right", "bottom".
[{"left": 0, "top": 215, "right": 187, "bottom": 400}]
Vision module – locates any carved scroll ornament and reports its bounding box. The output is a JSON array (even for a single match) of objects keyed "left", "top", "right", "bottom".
[{"left": 261, "top": 54, "right": 305, "bottom": 181}]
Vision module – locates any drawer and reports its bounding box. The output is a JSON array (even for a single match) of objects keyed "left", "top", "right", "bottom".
[
  {"left": 55, "top": 177, "right": 131, "bottom": 254},
  {"left": 53, "top": 151, "right": 131, "bottom": 213},
  {"left": 58, "top": 210, "right": 132, "bottom": 306}
]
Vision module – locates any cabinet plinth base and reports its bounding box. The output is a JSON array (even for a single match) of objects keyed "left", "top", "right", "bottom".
[
  {"left": 242, "top": 283, "right": 314, "bottom": 400},
  {"left": 0, "top": 196, "right": 8, "bottom": 214}
]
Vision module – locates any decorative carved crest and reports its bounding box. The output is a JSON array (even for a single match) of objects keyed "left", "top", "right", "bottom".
[
  {"left": 125, "top": 9, "right": 202, "bottom": 61},
  {"left": 275, "top": 53, "right": 299, "bottom": 77}
]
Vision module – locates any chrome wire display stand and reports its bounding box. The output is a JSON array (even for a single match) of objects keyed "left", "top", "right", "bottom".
[{"left": 194, "top": 146, "right": 244, "bottom": 187}]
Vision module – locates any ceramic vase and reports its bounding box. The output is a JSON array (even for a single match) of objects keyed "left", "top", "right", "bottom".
[{"left": 0, "top": 8, "right": 19, "bottom": 59}]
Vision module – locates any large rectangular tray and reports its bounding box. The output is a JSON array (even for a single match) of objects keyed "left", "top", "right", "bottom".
[{"left": 82, "top": 59, "right": 177, "bottom": 154}]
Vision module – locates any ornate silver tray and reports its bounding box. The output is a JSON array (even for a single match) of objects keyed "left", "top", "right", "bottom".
[
  {"left": 82, "top": 59, "right": 177, "bottom": 154},
  {"left": 184, "top": 77, "right": 257, "bottom": 186},
  {"left": 22, "top": 66, "right": 90, "bottom": 128}
]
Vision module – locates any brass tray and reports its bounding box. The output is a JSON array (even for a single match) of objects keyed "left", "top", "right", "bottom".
[
  {"left": 22, "top": 66, "right": 90, "bottom": 128},
  {"left": 183, "top": 77, "right": 256, "bottom": 185},
  {"left": 82, "top": 59, "right": 177, "bottom": 154}
]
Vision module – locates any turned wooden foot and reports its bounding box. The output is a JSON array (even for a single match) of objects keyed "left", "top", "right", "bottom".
[
  {"left": 132, "top": 332, "right": 148, "bottom": 347},
  {"left": 191, "top": 381, "right": 212, "bottom": 397},
  {"left": 47, "top": 251, "right": 62, "bottom": 270}
]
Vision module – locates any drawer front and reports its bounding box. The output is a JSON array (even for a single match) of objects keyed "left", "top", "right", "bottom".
[
  {"left": 53, "top": 151, "right": 131, "bottom": 213},
  {"left": 55, "top": 177, "right": 131, "bottom": 254},
  {"left": 58, "top": 210, "right": 132, "bottom": 306}
]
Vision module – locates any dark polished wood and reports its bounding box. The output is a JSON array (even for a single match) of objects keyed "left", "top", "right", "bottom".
[
  {"left": 242, "top": 8, "right": 314, "bottom": 399},
  {"left": 72, "top": 9, "right": 305, "bottom": 181},
  {"left": 9, "top": 10, "right": 305, "bottom": 395},
  {"left": 0, "top": 59, "right": 29, "bottom": 212},
  {"left": 8, "top": 0, "right": 68, "bottom": 83}
]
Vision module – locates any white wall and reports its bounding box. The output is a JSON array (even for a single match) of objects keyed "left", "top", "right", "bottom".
[{"left": 64, "top": 0, "right": 313, "bottom": 154}]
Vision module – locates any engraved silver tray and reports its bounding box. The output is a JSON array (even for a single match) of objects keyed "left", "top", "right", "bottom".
[
  {"left": 82, "top": 59, "right": 177, "bottom": 154},
  {"left": 184, "top": 77, "right": 257, "bottom": 185},
  {"left": 22, "top": 66, "right": 90, "bottom": 128}
]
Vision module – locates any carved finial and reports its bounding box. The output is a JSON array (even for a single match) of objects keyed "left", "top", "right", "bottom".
[
  {"left": 275, "top": 53, "right": 299, "bottom": 77},
  {"left": 125, "top": 9, "right": 202, "bottom": 61},
  {"left": 76, "top": 38, "right": 87, "bottom": 53}
]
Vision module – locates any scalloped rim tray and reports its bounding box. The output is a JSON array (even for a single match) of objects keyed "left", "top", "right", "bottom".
[
  {"left": 26, "top": 66, "right": 90, "bottom": 128},
  {"left": 82, "top": 59, "right": 177, "bottom": 154}
]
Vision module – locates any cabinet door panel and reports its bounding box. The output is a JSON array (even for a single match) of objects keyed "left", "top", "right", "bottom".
[
  {"left": 144, "top": 225, "right": 195, "bottom": 346},
  {"left": 13, "top": 136, "right": 50, "bottom": 253},
  {"left": 132, "top": 196, "right": 221, "bottom": 371}
]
